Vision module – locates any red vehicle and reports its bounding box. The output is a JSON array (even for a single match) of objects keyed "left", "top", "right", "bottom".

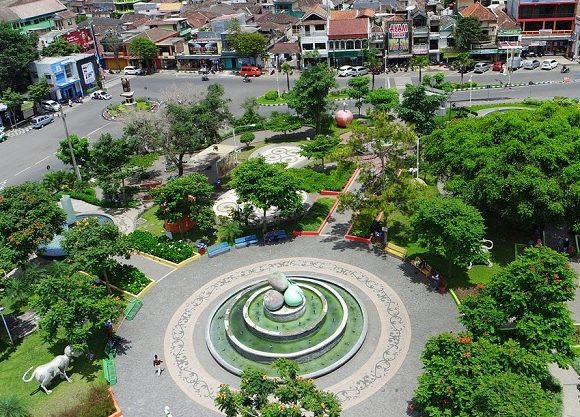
[{"left": 492, "top": 61, "right": 504, "bottom": 71}]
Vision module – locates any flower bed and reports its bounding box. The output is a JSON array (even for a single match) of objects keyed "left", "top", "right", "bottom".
[
  {"left": 127, "top": 230, "right": 195, "bottom": 263},
  {"left": 106, "top": 263, "right": 151, "bottom": 295}
]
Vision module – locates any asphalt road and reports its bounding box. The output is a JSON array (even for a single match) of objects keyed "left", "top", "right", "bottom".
[{"left": 1, "top": 65, "right": 579, "bottom": 189}]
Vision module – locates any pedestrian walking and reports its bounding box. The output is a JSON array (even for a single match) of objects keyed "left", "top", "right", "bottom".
[{"left": 153, "top": 354, "right": 163, "bottom": 376}]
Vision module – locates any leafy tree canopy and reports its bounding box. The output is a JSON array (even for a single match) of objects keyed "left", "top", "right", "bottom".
[
  {"left": 228, "top": 32, "right": 268, "bottom": 57},
  {"left": 365, "top": 88, "right": 399, "bottom": 113},
  {"left": 346, "top": 76, "right": 370, "bottom": 115},
  {"left": 0, "top": 182, "right": 65, "bottom": 266},
  {"left": 215, "top": 359, "right": 341, "bottom": 417},
  {"left": 397, "top": 84, "right": 442, "bottom": 136},
  {"left": 128, "top": 37, "right": 158, "bottom": 59},
  {"left": 89, "top": 133, "right": 134, "bottom": 198},
  {"left": 42, "top": 37, "right": 80, "bottom": 57},
  {"left": 264, "top": 111, "right": 302, "bottom": 134},
  {"left": 423, "top": 102, "right": 580, "bottom": 224},
  {"left": 0, "top": 23, "right": 38, "bottom": 91},
  {"left": 454, "top": 16, "right": 483, "bottom": 51},
  {"left": 299, "top": 134, "right": 340, "bottom": 169},
  {"left": 27, "top": 80, "right": 51, "bottom": 112},
  {"left": 56, "top": 134, "right": 91, "bottom": 170}
]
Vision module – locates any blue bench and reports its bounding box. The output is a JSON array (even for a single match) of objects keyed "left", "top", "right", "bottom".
[
  {"left": 234, "top": 234, "right": 259, "bottom": 249},
  {"left": 207, "top": 241, "right": 231, "bottom": 258},
  {"left": 265, "top": 229, "right": 288, "bottom": 243}
]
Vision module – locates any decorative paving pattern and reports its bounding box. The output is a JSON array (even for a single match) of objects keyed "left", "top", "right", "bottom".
[
  {"left": 252, "top": 145, "right": 308, "bottom": 167},
  {"left": 165, "top": 257, "right": 411, "bottom": 412},
  {"left": 212, "top": 189, "right": 308, "bottom": 221}
]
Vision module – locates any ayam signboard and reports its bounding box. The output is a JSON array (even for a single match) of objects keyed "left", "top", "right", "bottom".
[{"left": 387, "top": 21, "right": 411, "bottom": 56}]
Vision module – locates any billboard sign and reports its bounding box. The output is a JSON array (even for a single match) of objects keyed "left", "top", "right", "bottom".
[
  {"left": 81, "top": 62, "right": 96, "bottom": 84},
  {"left": 62, "top": 28, "right": 93, "bottom": 52},
  {"left": 387, "top": 21, "right": 411, "bottom": 56}
]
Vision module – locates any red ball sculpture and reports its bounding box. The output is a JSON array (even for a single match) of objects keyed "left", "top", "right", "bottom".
[{"left": 335, "top": 108, "right": 353, "bottom": 128}]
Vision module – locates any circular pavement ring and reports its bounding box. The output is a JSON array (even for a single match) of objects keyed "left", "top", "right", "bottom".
[{"left": 165, "top": 257, "right": 411, "bottom": 413}]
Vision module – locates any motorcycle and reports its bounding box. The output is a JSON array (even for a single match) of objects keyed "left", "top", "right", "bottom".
[
  {"left": 201, "top": 75, "right": 209, "bottom": 81},
  {"left": 243, "top": 76, "right": 251, "bottom": 83},
  {"left": 73, "top": 96, "right": 83, "bottom": 104},
  {"left": 561, "top": 66, "right": 570, "bottom": 73}
]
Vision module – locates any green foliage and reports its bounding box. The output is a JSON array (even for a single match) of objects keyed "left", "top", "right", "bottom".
[
  {"left": 423, "top": 104, "right": 580, "bottom": 224},
  {"left": 281, "top": 62, "right": 292, "bottom": 90},
  {"left": 228, "top": 32, "right": 268, "bottom": 57},
  {"left": 105, "top": 263, "right": 151, "bottom": 294},
  {"left": 455, "top": 52, "right": 475, "bottom": 86},
  {"left": 2, "top": 88, "right": 23, "bottom": 125},
  {"left": 42, "top": 37, "right": 80, "bottom": 57},
  {"left": 30, "top": 265, "right": 121, "bottom": 351},
  {"left": 286, "top": 165, "right": 354, "bottom": 193},
  {"left": 127, "top": 230, "right": 195, "bottom": 262},
  {"left": 4, "top": 264, "right": 48, "bottom": 310},
  {"left": 42, "top": 170, "right": 79, "bottom": 194},
  {"left": 239, "top": 132, "right": 255, "bottom": 148},
  {"left": 455, "top": 16, "right": 483, "bottom": 51},
  {"left": 264, "top": 111, "right": 302, "bottom": 134},
  {"left": 236, "top": 97, "right": 264, "bottom": 128},
  {"left": 89, "top": 134, "right": 133, "bottom": 199},
  {"left": 128, "top": 37, "right": 157, "bottom": 59},
  {"left": 460, "top": 246, "right": 577, "bottom": 366},
  {"left": 299, "top": 134, "right": 340, "bottom": 168},
  {"left": 363, "top": 48, "right": 381, "bottom": 89},
  {"left": 215, "top": 359, "right": 341, "bottom": 417},
  {"left": 0, "top": 182, "right": 65, "bottom": 266},
  {"left": 410, "top": 197, "right": 486, "bottom": 269},
  {"left": 365, "top": 88, "right": 399, "bottom": 113},
  {"left": 286, "top": 63, "right": 337, "bottom": 133},
  {"left": 397, "top": 84, "right": 443, "bottom": 136},
  {"left": 0, "top": 395, "right": 31, "bottom": 417},
  {"left": 0, "top": 23, "right": 38, "bottom": 92},
  {"left": 231, "top": 157, "right": 304, "bottom": 232},
  {"left": 346, "top": 76, "right": 369, "bottom": 115},
  {"left": 290, "top": 197, "right": 335, "bottom": 231},
  {"left": 264, "top": 90, "right": 279, "bottom": 101},
  {"left": 216, "top": 220, "right": 242, "bottom": 244},
  {"left": 48, "top": 384, "right": 115, "bottom": 417},
  {"left": 56, "top": 134, "right": 90, "bottom": 169},
  {"left": 26, "top": 80, "right": 51, "bottom": 113},
  {"left": 410, "top": 55, "right": 429, "bottom": 83},
  {"left": 151, "top": 173, "right": 214, "bottom": 228}
]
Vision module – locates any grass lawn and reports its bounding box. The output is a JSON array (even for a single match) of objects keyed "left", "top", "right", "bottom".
[
  {"left": 467, "top": 101, "right": 539, "bottom": 112},
  {"left": 0, "top": 331, "right": 108, "bottom": 417},
  {"left": 256, "top": 96, "right": 287, "bottom": 105},
  {"left": 283, "top": 197, "right": 335, "bottom": 232},
  {"left": 136, "top": 206, "right": 215, "bottom": 245}
]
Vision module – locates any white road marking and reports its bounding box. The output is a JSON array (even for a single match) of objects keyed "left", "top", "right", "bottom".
[
  {"left": 14, "top": 166, "right": 32, "bottom": 176},
  {"left": 33, "top": 155, "right": 51, "bottom": 165},
  {"left": 86, "top": 122, "right": 113, "bottom": 138}
]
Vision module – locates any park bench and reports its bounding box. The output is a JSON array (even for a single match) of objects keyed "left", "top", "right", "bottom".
[
  {"left": 102, "top": 358, "right": 117, "bottom": 385},
  {"left": 124, "top": 298, "right": 143, "bottom": 321},
  {"left": 410, "top": 257, "right": 448, "bottom": 294},
  {"left": 265, "top": 229, "right": 288, "bottom": 243},
  {"left": 207, "top": 241, "right": 231, "bottom": 258},
  {"left": 234, "top": 234, "right": 259, "bottom": 249},
  {"left": 385, "top": 242, "right": 407, "bottom": 260},
  {"left": 104, "top": 342, "right": 116, "bottom": 359}
]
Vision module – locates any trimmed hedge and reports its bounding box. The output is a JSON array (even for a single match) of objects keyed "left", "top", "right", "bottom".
[
  {"left": 286, "top": 165, "right": 354, "bottom": 193},
  {"left": 127, "top": 230, "right": 195, "bottom": 263}
]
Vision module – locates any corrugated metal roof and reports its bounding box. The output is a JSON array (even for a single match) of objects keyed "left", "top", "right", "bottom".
[{"left": 9, "top": 0, "right": 66, "bottom": 20}]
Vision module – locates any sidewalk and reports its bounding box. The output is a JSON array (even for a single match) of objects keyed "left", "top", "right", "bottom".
[{"left": 549, "top": 363, "right": 580, "bottom": 417}]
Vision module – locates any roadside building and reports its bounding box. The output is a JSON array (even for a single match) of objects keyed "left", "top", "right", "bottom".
[
  {"left": 327, "top": 8, "right": 374, "bottom": 67},
  {"left": 298, "top": 5, "right": 329, "bottom": 67},
  {"left": 0, "top": 0, "right": 67, "bottom": 34}
]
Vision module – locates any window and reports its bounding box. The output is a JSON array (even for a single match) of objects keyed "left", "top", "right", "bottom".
[
  {"left": 302, "top": 43, "right": 314, "bottom": 50},
  {"left": 346, "top": 40, "right": 354, "bottom": 49},
  {"left": 44, "top": 74, "right": 52, "bottom": 80},
  {"left": 65, "top": 64, "right": 73, "bottom": 78},
  {"left": 31, "top": 71, "right": 38, "bottom": 79},
  {"left": 315, "top": 24, "right": 324, "bottom": 31},
  {"left": 354, "top": 40, "right": 361, "bottom": 49},
  {"left": 340, "top": 41, "right": 345, "bottom": 49},
  {"left": 315, "top": 42, "right": 326, "bottom": 50}
]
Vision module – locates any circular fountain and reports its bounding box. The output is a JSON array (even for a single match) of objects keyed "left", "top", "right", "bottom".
[{"left": 206, "top": 270, "right": 367, "bottom": 377}]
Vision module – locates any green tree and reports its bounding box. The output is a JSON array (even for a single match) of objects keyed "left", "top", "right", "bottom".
[
  {"left": 31, "top": 264, "right": 121, "bottom": 351},
  {"left": 0, "top": 395, "right": 31, "bottom": 417},
  {"left": 42, "top": 37, "right": 80, "bottom": 57},
  {"left": 455, "top": 16, "right": 483, "bottom": 51},
  {"left": 151, "top": 173, "right": 215, "bottom": 232},
  {"left": 0, "top": 182, "right": 65, "bottom": 267},
  {"left": 460, "top": 246, "right": 576, "bottom": 366},
  {"left": 215, "top": 359, "right": 341, "bottom": 417},
  {"left": 455, "top": 52, "right": 474, "bottom": 86},
  {"left": 236, "top": 96, "right": 264, "bottom": 128},
  {"left": 26, "top": 79, "right": 51, "bottom": 114},
  {"left": 264, "top": 111, "right": 303, "bottom": 136},
  {"left": 101, "top": 31, "right": 123, "bottom": 70},
  {"left": 2, "top": 88, "right": 23, "bottom": 127},
  {"left": 397, "top": 84, "right": 442, "bottom": 136},
  {"left": 231, "top": 157, "right": 303, "bottom": 233},
  {"left": 286, "top": 63, "right": 336, "bottom": 133},
  {"left": 56, "top": 134, "right": 91, "bottom": 171},
  {"left": 42, "top": 170, "right": 79, "bottom": 194},
  {"left": 363, "top": 48, "right": 381, "bottom": 89},
  {"left": 128, "top": 37, "right": 158, "bottom": 74},
  {"left": 299, "top": 134, "right": 340, "bottom": 169},
  {"left": 0, "top": 23, "right": 38, "bottom": 92},
  {"left": 62, "top": 217, "right": 130, "bottom": 293},
  {"left": 216, "top": 220, "right": 242, "bottom": 244},
  {"left": 410, "top": 197, "right": 486, "bottom": 273},
  {"left": 227, "top": 22, "right": 268, "bottom": 60},
  {"left": 90, "top": 133, "right": 133, "bottom": 201},
  {"left": 281, "top": 61, "right": 292, "bottom": 91},
  {"left": 365, "top": 88, "right": 399, "bottom": 113},
  {"left": 123, "top": 110, "right": 164, "bottom": 154},
  {"left": 346, "top": 76, "right": 370, "bottom": 115},
  {"left": 239, "top": 132, "right": 255, "bottom": 148},
  {"left": 410, "top": 55, "right": 429, "bottom": 83}
]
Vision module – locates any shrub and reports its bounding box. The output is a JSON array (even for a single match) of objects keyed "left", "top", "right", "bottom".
[
  {"left": 105, "top": 262, "right": 151, "bottom": 294},
  {"left": 50, "top": 384, "right": 115, "bottom": 417},
  {"left": 348, "top": 208, "right": 376, "bottom": 238},
  {"left": 292, "top": 198, "right": 335, "bottom": 231},
  {"left": 286, "top": 165, "right": 354, "bottom": 193},
  {"left": 0, "top": 395, "right": 31, "bottom": 417},
  {"left": 216, "top": 220, "right": 242, "bottom": 244},
  {"left": 264, "top": 90, "right": 279, "bottom": 101},
  {"left": 239, "top": 132, "right": 255, "bottom": 148},
  {"left": 127, "top": 230, "right": 195, "bottom": 262}
]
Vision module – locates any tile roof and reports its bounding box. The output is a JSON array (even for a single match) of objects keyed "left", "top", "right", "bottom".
[
  {"left": 158, "top": 2, "right": 181, "bottom": 12},
  {"left": 54, "top": 9, "right": 75, "bottom": 19},
  {"left": 254, "top": 11, "right": 298, "bottom": 24},
  {"left": 181, "top": 10, "right": 213, "bottom": 28},
  {"left": 0, "top": 7, "right": 19, "bottom": 20},
  {"left": 269, "top": 41, "right": 300, "bottom": 54},
  {"left": 134, "top": 27, "right": 177, "bottom": 42},
  {"left": 460, "top": 1, "right": 497, "bottom": 22},
  {"left": 302, "top": 4, "right": 328, "bottom": 20},
  {"left": 8, "top": 0, "right": 66, "bottom": 20},
  {"left": 330, "top": 9, "right": 358, "bottom": 20},
  {"left": 492, "top": 7, "right": 519, "bottom": 29},
  {"left": 328, "top": 17, "right": 369, "bottom": 38}
]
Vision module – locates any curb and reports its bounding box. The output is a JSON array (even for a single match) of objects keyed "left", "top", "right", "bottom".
[
  {"left": 454, "top": 80, "right": 560, "bottom": 91},
  {"left": 133, "top": 250, "right": 201, "bottom": 269}
]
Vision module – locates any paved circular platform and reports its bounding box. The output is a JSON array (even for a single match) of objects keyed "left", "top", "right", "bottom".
[
  {"left": 212, "top": 189, "right": 308, "bottom": 221},
  {"left": 250, "top": 144, "right": 308, "bottom": 167}
]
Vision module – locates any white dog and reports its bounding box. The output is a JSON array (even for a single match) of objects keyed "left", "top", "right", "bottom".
[{"left": 22, "top": 345, "right": 78, "bottom": 394}]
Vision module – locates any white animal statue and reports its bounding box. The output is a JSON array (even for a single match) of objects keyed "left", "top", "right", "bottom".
[{"left": 22, "top": 345, "right": 78, "bottom": 394}]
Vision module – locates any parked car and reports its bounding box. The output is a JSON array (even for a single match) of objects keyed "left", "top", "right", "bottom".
[
  {"left": 541, "top": 59, "right": 558, "bottom": 70},
  {"left": 507, "top": 56, "right": 523, "bottom": 70},
  {"left": 31, "top": 114, "right": 54, "bottom": 129},
  {"left": 337, "top": 65, "right": 353, "bottom": 77},
  {"left": 239, "top": 65, "right": 262, "bottom": 77},
  {"left": 523, "top": 59, "right": 541, "bottom": 70},
  {"left": 41, "top": 99, "right": 61, "bottom": 112},
  {"left": 0, "top": 127, "right": 6, "bottom": 142},
  {"left": 492, "top": 61, "right": 504, "bottom": 71},
  {"left": 473, "top": 62, "right": 491, "bottom": 73},
  {"left": 123, "top": 66, "right": 143, "bottom": 75},
  {"left": 90, "top": 90, "right": 112, "bottom": 100},
  {"left": 351, "top": 66, "right": 369, "bottom": 76}
]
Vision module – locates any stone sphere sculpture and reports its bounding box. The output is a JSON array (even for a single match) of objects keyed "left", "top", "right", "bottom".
[
  {"left": 335, "top": 108, "right": 354, "bottom": 128},
  {"left": 284, "top": 284, "right": 304, "bottom": 307},
  {"left": 263, "top": 289, "right": 285, "bottom": 311},
  {"left": 268, "top": 271, "right": 289, "bottom": 292}
]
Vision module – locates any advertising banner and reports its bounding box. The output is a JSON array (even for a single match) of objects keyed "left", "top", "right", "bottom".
[
  {"left": 387, "top": 21, "right": 411, "bottom": 56},
  {"left": 62, "top": 28, "right": 93, "bottom": 52},
  {"left": 81, "top": 62, "right": 96, "bottom": 84}
]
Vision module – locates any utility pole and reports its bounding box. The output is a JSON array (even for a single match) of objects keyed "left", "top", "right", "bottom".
[{"left": 59, "top": 106, "right": 82, "bottom": 181}]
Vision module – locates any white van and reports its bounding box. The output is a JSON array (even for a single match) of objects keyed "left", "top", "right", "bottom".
[{"left": 123, "top": 66, "right": 143, "bottom": 75}]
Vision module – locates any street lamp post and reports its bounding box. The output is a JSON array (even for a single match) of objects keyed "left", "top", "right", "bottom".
[
  {"left": 59, "top": 106, "right": 82, "bottom": 182},
  {"left": 0, "top": 306, "right": 13, "bottom": 345},
  {"left": 468, "top": 74, "right": 473, "bottom": 108},
  {"left": 231, "top": 123, "right": 256, "bottom": 163}
]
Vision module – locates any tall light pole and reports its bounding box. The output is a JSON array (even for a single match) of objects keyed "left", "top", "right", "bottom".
[
  {"left": 231, "top": 123, "right": 256, "bottom": 163},
  {"left": 416, "top": 135, "right": 420, "bottom": 179},
  {"left": 59, "top": 106, "right": 82, "bottom": 181},
  {"left": 0, "top": 306, "right": 13, "bottom": 345},
  {"left": 275, "top": 55, "right": 280, "bottom": 96},
  {"left": 468, "top": 74, "right": 473, "bottom": 108}
]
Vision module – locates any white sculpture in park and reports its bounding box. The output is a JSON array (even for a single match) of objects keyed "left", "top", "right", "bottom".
[
  {"left": 468, "top": 239, "right": 494, "bottom": 270},
  {"left": 22, "top": 345, "right": 79, "bottom": 394}
]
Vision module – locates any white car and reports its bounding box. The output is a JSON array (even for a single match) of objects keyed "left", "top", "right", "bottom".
[
  {"left": 41, "top": 99, "right": 61, "bottom": 112},
  {"left": 473, "top": 62, "right": 490, "bottom": 73},
  {"left": 90, "top": 90, "right": 112, "bottom": 100},
  {"left": 541, "top": 59, "right": 558, "bottom": 70},
  {"left": 351, "top": 66, "right": 369, "bottom": 76},
  {"left": 337, "top": 65, "right": 353, "bottom": 77},
  {"left": 123, "top": 66, "right": 144, "bottom": 75}
]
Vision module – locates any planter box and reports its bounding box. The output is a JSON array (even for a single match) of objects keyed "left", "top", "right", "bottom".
[{"left": 164, "top": 215, "right": 196, "bottom": 233}]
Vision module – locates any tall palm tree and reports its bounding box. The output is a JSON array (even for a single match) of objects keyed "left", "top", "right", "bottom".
[{"left": 363, "top": 47, "right": 381, "bottom": 89}]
